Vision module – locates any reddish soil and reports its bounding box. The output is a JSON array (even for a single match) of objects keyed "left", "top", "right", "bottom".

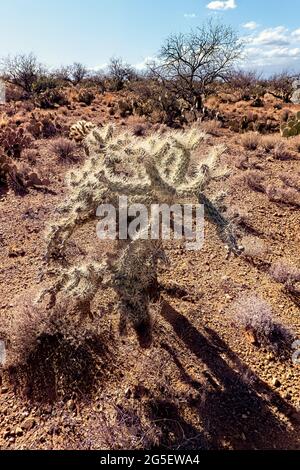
[{"left": 0, "top": 90, "right": 299, "bottom": 450}]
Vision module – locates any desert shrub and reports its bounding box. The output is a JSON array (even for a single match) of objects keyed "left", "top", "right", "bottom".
[
  {"left": 241, "top": 236, "right": 268, "bottom": 260},
  {"left": 273, "top": 142, "right": 294, "bottom": 160},
  {"left": 26, "top": 112, "right": 67, "bottom": 139},
  {"left": 266, "top": 72, "right": 293, "bottom": 103},
  {"left": 32, "top": 76, "right": 59, "bottom": 94},
  {"left": 245, "top": 170, "right": 266, "bottom": 192},
  {"left": 200, "top": 119, "right": 222, "bottom": 136},
  {"left": 270, "top": 260, "right": 300, "bottom": 284},
  {"left": 227, "top": 69, "right": 264, "bottom": 100},
  {"left": 0, "top": 53, "right": 44, "bottom": 93},
  {"left": 107, "top": 57, "right": 136, "bottom": 91},
  {"left": 36, "top": 88, "right": 69, "bottom": 109},
  {"left": 118, "top": 98, "right": 134, "bottom": 117},
  {"left": 291, "top": 136, "right": 300, "bottom": 153},
  {"left": 280, "top": 172, "right": 300, "bottom": 191},
  {"left": 261, "top": 135, "right": 280, "bottom": 153},
  {"left": 241, "top": 132, "right": 261, "bottom": 150},
  {"left": 4, "top": 84, "right": 25, "bottom": 102},
  {"left": 78, "top": 90, "right": 95, "bottom": 106},
  {"left": 230, "top": 293, "right": 294, "bottom": 355},
  {"left": 0, "top": 124, "right": 32, "bottom": 158},
  {"left": 51, "top": 137, "right": 78, "bottom": 162},
  {"left": 38, "top": 125, "right": 242, "bottom": 347},
  {"left": 0, "top": 294, "right": 110, "bottom": 402},
  {"left": 82, "top": 408, "right": 161, "bottom": 450},
  {"left": 266, "top": 184, "right": 300, "bottom": 207}
]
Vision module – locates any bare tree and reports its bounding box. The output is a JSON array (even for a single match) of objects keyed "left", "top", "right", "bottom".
[
  {"left": 266, "top": 71, "right": 294, "bottom": 103},
  {"left": 149, "top": 20, "right": 243, "bottom": 111},
  {"left": 0, "top": 53, "right": 44, "bottom": 93},
  {"left": 69, "top": 62, "right": 88, "bottom": 85},
  {"left": 108, "top": 57, "right": 136, "bottom": 90},
  {"left": 53, "top": 63, "right": 88, "bottom": 85}
]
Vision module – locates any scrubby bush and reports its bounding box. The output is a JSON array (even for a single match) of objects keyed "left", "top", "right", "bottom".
[
  {"left": 261, "top": 135, "right": 280, "bottom": 153},
  {"left": 51, "top": 137, "right": 78, "bottom": 162},
  {"left": 266, "top": 184, "right": 300, "bottom": 207},
  {"left": 270, "top": 260, "right": 300, "bottom": 284},
  {"left": 0, "top": 53, "right": 44, "bottom": 93},
  {"left": 241, "top": 132, "right": 261, "bottom": 151},
  {"left": 230, "top": 293, "right": 294, "bottom": 355},
  {"left": 273, "top": 142, "right": 294, "bottom": 160},
  {"left": 266, "top": 72, "right": 294, "bottom": 103},
  {"left": 32, "top": 76, "right": 60, "bottom": 94},
  {"left": 241, "top": 236, "right": 268, "bottom": 260},
  {"left": 78, "top": 90, "right": 95, "bottom": 106},
  {"left": 36, "top": 88, "right": 69, "bottom": 109},
  {"left": 245, "top": 170, "right": 266, "bottom": 193}
]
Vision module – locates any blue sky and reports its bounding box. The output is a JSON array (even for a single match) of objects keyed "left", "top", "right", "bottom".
[{"left": 0, "top": 0, "right": 299, "bottom": 74}]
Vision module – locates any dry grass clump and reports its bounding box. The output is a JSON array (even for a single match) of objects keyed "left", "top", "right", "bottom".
[
  {"left": 81, "top": 408, "right": 162, "bottom": 450},
  {"left": 291, "top": 136, "right": 300, "bottom": 153},
  {"left": 241, "top": 236, "right": 268, "bottom": 260},
  {"left": 266, "top": 184, "right": 300, "bottom": 207},
  {"left": 279, "top": 172, "right": 300, "bottom": 191},
  {"left": 229, "top": 293, "right": 294, "bottom": 355},
  {"left": 241, "top": 132, "right": 261, "bottom": 151},
  {"left": 0, "top": 294, "right": 104, "bottom": 370},
  {"left": 273, "top": 142, "right": 294, "bottom": 161},
  {"left": 201, "top": 119, "right": 222, "bottom": 136},
  {"left": 245, "top": 170, "right": 266, "bottom": 192},
  {"left": 270, "top": 260, "right": 300, "bottom": 284},
  {"left": 261, "top": 135, "right": 280, "bottom": 153},
  {"left": 51, "top": 137, "right": 78, "bottom": 162}
]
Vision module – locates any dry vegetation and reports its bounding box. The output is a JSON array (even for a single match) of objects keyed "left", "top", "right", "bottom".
[{"left": 0, "top": 29, "right": 299, "bottom": 451}]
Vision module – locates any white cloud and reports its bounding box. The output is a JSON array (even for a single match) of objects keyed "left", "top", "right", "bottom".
[
  {"left": 243, "top": 21, "right": 259, "bottom": 31},
  {"left": 206, "top": 0, "right": 237, "bottom": 11},
  {"left": 248, "top": 26, "right": 289, "bottom": 46},
  {"left": 134, "top": 56, "right": 156, "bottom": 71},
  {"left": 292, "top": 28, "right": 300, "bottom": 39},
  {"left": 184, "top": 13, "right": 197, "bottom": 18},
  {"left": 242, "top": 25, "right": 300, "bottom": 71}
]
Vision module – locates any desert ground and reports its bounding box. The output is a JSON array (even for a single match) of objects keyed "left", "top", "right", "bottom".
[{"left": 0, "top": 76, "right": 299, "bottom": 450}]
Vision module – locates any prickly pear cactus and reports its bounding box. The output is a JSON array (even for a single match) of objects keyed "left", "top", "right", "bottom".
[{"left": 280, "top": 111, "right": 300, "bottom": 137}]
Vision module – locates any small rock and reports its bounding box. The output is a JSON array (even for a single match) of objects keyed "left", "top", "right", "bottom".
[
  {"left": 1, "top": 386, "right": 8, "bottom": 394},
  {"left": 8, "top": 246, "right": 25, "bottom": 258},
  {"left": 66, "top": 399, "right": 76, "bottom": 412},
  {"left": 21, "top": 417, "right": 36, "bottom": 431},
  {"left": 272, "top": 378, "right": 281, "bottom": 388},
  {"left": 15, "top": 426, "right": 23, "bottom": 437}
]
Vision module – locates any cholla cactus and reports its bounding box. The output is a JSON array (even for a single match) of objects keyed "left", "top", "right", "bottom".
[
  {"left": 69, "top": 120, "right": 97, "bottom": 142},
  {"left": 280, "top": 111, "right": 300, "bottom": 137},
  {"left": 40, "top": 124, "right": 241, "bottom": 346}
]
